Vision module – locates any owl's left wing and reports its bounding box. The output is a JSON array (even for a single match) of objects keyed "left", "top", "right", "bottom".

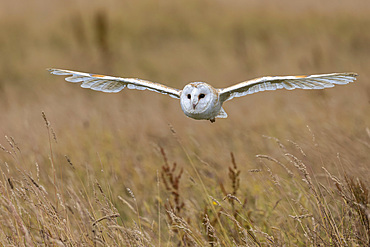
[
  {"left": 218, "top": 72, "right": 357, "bottom": 102},
  {"left": 48, "top": 68, "right": 181, "bottom": 99}
]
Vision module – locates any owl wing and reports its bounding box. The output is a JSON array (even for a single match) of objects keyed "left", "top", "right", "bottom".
[
  {"left": 48, "top": 68, "right": 181, "bottom": 99},
  {"left": 218, "top": 72, "right": 357, "bottom": 102}
]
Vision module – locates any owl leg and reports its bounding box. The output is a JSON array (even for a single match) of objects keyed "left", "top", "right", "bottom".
[{"left": 210, "top": 118, "right": 215, "bottom": 123}]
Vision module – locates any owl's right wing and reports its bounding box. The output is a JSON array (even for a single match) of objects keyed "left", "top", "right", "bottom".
[
  {"left": 218, "top": 72, "right": 357, "bottom": 103},
  {"left": 48, "top": 68, "right": 181, "bottom": 99}
]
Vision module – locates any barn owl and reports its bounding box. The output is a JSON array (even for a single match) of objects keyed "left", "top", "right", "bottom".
[{"left": 48, "top": 68, "right": 357, "bottom": 122}]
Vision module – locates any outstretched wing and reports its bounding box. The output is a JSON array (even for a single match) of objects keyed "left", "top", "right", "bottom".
[
  {"left": 218, "top": 72, "right": 357, "bottom": 102},
  {"left": 48, "top": 68, "right": 181, "bottom": 99}
]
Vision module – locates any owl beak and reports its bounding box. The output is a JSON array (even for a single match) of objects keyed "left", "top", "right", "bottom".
[{"left": 192, "top": 98, "right": 198, "bottom": 109}]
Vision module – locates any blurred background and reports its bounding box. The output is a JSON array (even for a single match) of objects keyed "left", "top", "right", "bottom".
[
  {"left": 0, "top": 0, "right": 369, "bottom": 245},
  {"left": 1, "top": 0, "right": 369, "bottom": 173}
]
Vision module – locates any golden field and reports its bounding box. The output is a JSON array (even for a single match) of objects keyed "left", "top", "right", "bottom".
[{"left": 0, "top": 0, "right": 369, "bottom": 245}]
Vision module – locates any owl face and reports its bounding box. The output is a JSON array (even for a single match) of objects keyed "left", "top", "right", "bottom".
[{"left": 180, "top": 82, "right": 221, "bottom": 120}]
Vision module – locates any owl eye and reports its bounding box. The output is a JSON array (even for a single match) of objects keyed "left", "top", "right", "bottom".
[
  {"left": 199, "top": 94, "right": 205, "bottom": 99},
  {"left": 187, "top": 94, "right": 191, "bottom": 99}
]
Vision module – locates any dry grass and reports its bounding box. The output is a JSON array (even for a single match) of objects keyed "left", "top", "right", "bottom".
[{"left": 0, "top": 0, "right": 369, "bottom": 246}]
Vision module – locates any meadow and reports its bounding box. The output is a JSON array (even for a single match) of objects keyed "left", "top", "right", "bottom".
[{"left": 0, "top": 0, "right": 369, "bottom": 245}]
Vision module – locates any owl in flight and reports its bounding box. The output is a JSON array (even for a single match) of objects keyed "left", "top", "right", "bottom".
[{"left": 48, "top": 68, "right": 357, "bottom": 122}]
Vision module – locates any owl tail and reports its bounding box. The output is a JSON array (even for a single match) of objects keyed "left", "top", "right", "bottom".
[{"left": 215, "top": 107, "right": 228, "bottom": 119}]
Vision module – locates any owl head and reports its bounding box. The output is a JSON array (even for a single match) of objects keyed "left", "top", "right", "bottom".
[{"left": 180, "top": 82, "right": 220, "bottom": 120}]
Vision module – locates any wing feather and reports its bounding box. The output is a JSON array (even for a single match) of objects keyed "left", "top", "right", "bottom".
[
  {"left": 48, "top": 68, "right": 181, "bottom": 99},
  {"left": 218, "top": 72, "right": 357, "bottom": 102}
]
